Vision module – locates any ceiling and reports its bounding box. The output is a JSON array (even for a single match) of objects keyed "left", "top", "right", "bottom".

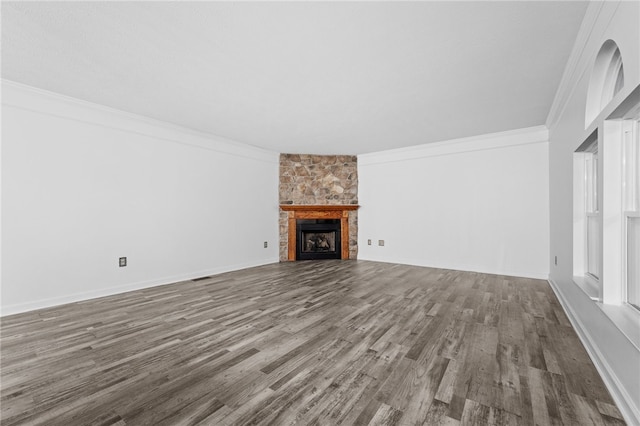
[{"left": 1, "top": 1, "right": 588, "bottom": 155}]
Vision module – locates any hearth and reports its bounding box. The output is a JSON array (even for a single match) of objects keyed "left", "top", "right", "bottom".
[{"left": 296, "top": 219, "right": 341, "bottom": 260}]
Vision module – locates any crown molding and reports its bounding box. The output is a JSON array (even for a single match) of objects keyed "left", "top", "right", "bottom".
[
  {"left": 546, "top": 1, "right": 619, "bottom": 131},
  {"left": 1, "top": 79, "right": 279, "bottom": 164},
  {"left": 358, "top": 125, "right": 548, "bottom": 166}
]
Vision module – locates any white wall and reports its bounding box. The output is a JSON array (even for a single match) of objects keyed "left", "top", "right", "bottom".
[
  {"left": 1, "top": 81, "right": 280, "bottom": 316},
  {"left": 547, "top": 1, "right": 640, "bottom": 423},
  {"left": 358, "top": 126, "right": 549, "bottom": 279}
]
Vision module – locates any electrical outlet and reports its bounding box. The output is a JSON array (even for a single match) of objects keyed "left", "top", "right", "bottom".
[
  {"left": 378, "top": 240, "right": 385, "bottom": 246},
  {"left": 119, "top": 257, "right": 127, "bottom": 267},
  {"left": 264, "top": 241, "right": 268, "bottom": 248},
  {"left": 367, "top": 239, "right": 372, "bottom": 245}
]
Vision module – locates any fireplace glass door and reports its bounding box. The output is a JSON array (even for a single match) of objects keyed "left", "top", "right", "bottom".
[{"left": 296, "top": 219, "right": 341, "bottom": 260}]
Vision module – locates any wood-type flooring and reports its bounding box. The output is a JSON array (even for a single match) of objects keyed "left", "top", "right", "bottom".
[{"left": 0, "top": 260, "right": 626, "bottom": 425}]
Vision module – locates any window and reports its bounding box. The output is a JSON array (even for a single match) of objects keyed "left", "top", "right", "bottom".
[
  {"left": 574, "top": 38, "right": 640, "bottom": 350},
  {"left": 585, "top": 143, "right": 600, "bottom": 280},
  {"left": 628, "top": 217, "right": 640, "bottom": 308},
  {"left": 623, "top": 118, "right": 640, "bottom": 310},
  {"left": 586, "top": 40, "right": 625, "bottom": 127},
  {"left": 602, "top": 47, "right": 624, "bottom": 107},
  {"left": 574, "top": 135, "right": 600, "bottom": 298}
]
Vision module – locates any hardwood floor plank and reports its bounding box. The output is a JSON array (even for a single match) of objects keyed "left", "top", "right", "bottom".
[
  {"left": 0, "top": 260, "right": 625, "bottom": 425},
  {"left": 422, "top": 399, "right": 460, "bottom": 426},
  {"left": 494, "top": 343, "right": 522, "bottom": 416},
  {"left": 400, "top": 355, "right": 450, "bottom": 425},
  {"left": 434, "top": 357, "right": 458, "bottom": 404},
  {"left": 367, "top": 403, "right": 403, "bottom": 426},
  {"left": 517, "top": 367, "right": 536, "bottom": 425},
  {"left": 596, "top": 400, "right": 625, "bottom": 421},
  {"left": 571, "top": 393, "right": 608, "bottom": 426}
]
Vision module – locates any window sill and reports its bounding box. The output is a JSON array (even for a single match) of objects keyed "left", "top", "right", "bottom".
[
  {"left": 573, "top": 275, "right": 601, "bottom": 301},
  {"left": 572, "top": 276, "right": 639, "bottom": 350},
  {"left": 597, "top": 302, "right": 640, "bottom": 351}
]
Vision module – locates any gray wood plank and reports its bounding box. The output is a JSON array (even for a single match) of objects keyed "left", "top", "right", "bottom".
[{"left": 0, "top": 260, "right": 625, "bottom": 425}]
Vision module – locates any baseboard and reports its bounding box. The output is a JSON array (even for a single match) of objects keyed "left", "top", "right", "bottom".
[
  {"left": 1, "top": 258, "right": 277, "bottom": 317},
  {"left": 356, "top": 255, "right": 549, "bottom": 280},
  {"left": 547, "top": 277, "right": 640, "bottom": 425}
]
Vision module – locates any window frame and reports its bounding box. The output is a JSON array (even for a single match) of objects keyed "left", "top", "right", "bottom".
[
  {"left": 575, "top": 38, "right": 640, "bottom": 351},
  {"left": 573, "top": 132, "right": 601, "bottom": 300},
  {"left": 585, "top": 143, "right": 600, "bottom": 281},
  {"left": 574, "top": 85, "right": 640, "bottom": 351},
  {"left": 622, "top": 117, "right": 640, "bottom": 311}
]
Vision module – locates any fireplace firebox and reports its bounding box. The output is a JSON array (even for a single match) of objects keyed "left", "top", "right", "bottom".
[{"left": 296, "top": 219, "right": 341, "bottom": 260}]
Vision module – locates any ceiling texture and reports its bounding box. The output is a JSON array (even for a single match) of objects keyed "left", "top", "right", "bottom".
[{"left": 2, "top": 1, "right": 588, "bottom": 155}]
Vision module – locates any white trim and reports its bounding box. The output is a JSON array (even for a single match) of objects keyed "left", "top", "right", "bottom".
[
  {"left": 0, "top": 259, "right": 278, "bottom": 317},
  {"left": 548, "top": 277, "right": 640, "bottom": 426},
  {"left": 0, "top": 80, "right": 3, "bottom": 325},
  {"left": 358, "top": 126, "right": 548, "bottom": 166},
  {"left": 546, "top": 1, "right": 606, "bottom": 130},
  {"left": 625, "top": 212, "right": 640, "bottom": 311},
  {"left": 623, "top": 119, "right": 640, "bottom": 310},
  {"left": 573, "top": 275, "right": 601, "bottom": 301},
  {"left": 356, "top": 256, "right": 548, "bottom": 281},
  {"left": 598, "top": 302, "right": 640, "bottom": 351},
  {"left": 1, "top": 79, "right": 278, "bottom": 164},
  {"left": 546, "top": 1, "right": 619, "bottom": 131}
]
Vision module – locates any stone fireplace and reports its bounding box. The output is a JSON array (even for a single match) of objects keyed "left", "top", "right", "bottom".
[{"left": 279, "top": 154, "right": 358, "bottom": 261}]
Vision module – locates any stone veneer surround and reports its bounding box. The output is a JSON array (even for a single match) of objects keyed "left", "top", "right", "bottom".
[{"left": 279, "top": 154, "right": 358, "bottom": 261}]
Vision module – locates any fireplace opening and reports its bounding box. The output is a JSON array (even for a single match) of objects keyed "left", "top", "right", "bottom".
[{"left": 296, "top": 219, "right": 341, "bottom": 260}]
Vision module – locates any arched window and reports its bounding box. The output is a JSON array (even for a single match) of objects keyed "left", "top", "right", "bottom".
[{"left": 585, "top": 40, "right": 625, "bottom": 127}]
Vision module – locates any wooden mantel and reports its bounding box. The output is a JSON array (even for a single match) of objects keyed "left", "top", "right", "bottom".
[{"left": 280, "top": 204, "right": 360, "bottom": 261}]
